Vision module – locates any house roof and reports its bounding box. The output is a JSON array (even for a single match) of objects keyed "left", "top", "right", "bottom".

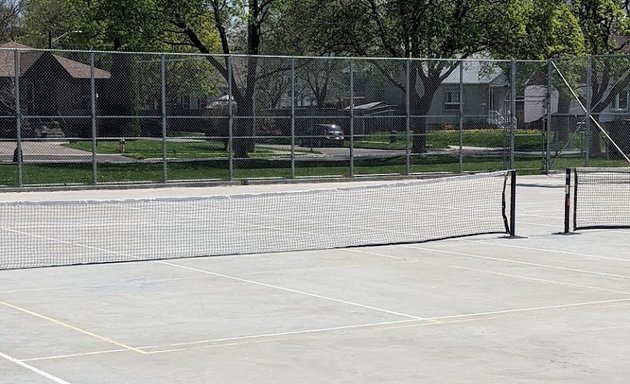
[
  {"left": 0, "top": 42, "right": 110, "bottom": 79},
  {"left": 441, "top": 61, "right": 505, "bottom": 85},
  {"left": 343, "top": 101, "right": 397, "bottom": 111}
]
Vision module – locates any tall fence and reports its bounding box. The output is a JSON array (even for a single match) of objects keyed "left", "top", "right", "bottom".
[{"left": 0, "top": 48, "right": 628, "bottom": 188}]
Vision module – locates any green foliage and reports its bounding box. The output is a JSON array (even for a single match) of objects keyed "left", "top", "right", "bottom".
[
  {"left": 20, "top": 0, "right": 85, "bottom": 48},
  {"left": 0, "top": 0, "right": 21, "bottom": 43},
  {"left": 64, "top": 139, "right": 228, "bottom": 159},
  {"left": 354, "top": 129, "right": 545, "bottom": 151},
  {"left": 493, "top": 0, "right": 586, "bottom": 60}
]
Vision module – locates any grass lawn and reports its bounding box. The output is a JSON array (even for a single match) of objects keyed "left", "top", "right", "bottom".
[
  {"left": 0, "top": 130, "right": 621, "bottom": 187},
  {"left": 64, "top": 130, "right": 544, "bottom": 161},
  {"left": 1, "top": 155, "right": 626, "bottom": 187},
  {"left": 354, "top": 129, "right": 545, "bottom": 151}
]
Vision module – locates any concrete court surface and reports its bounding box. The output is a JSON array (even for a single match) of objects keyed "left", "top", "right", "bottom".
[{"left": 1, "top": 174, "right": 630, "bottom": 383}]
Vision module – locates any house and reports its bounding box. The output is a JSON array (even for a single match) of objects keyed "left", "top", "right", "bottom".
[
  {"left": 361, "top": 60, "right": 510, "bottom": 130},
  {"left": 0, "top": 42, "right": 111, "bottom": 137}
]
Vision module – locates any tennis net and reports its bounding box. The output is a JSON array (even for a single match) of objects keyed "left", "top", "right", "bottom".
[
  {"left": 0, "top": 170, "right": 516, "bottom": 270},
  {"left": 570, "top": 167, "right": 630, "bottom": 231}
]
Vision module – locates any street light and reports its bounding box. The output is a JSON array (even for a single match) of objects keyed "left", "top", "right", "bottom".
[{"left": 48, "top": 30, "right": 82, "bottom": 49}]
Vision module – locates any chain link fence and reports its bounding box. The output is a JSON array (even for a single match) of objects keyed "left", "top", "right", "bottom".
[{"left": 0, "top": 48, "right": 628, "bottom": 188}]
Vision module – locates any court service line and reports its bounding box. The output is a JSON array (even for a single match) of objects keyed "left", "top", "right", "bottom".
[
  {"left": 450, "top": 265, "right": 630, "bottom": 296},
  {"left": 403, "top": 245, "right": 630, "bottom": 280},
  {"left": 123, "top": 298, "right": 630, "bottom": 355},
  {"left": 156, "top": 261, "right": 433, "bottom": 322},
  {"left": 345, "top": 248, "right": 410, "bottom": 260},
  {"left": 464, "top": 239, "right": 630, "bottom": 263},
  {"left": 1, "top": 275, "right": 212, "bottom": 295},
  {"left": 429, "top": 297, "right": 630, "bottom": 321},
  {"left": 22, "top": 349, "right": 127, "bottom": 363},
  {"left": 141, "top": 318, "right": 420, "bottom": 354},
  {"left": 0, "top": 351, "right": 73, "bottom": 384},
  {"left": 0, "top": 301, "right": 146, "bottom": 354},
  {"left": 239, "top": 258, "right": 419, "bottom": 278}
]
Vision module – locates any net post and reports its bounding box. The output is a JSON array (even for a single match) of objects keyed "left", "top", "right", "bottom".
[
  {"left": 509, "top": 59, "right": 516, "bottom": 169},
  {"left": 227, "top": 56, "right": 234, "bottom": 181},
  {"left": 573, "top": 168, "right": 578, "bottom": 231},
  {"left": 90, "top": 51, "right": 97, "bottom": 185},
  {"left": 290, "top": 57, "right": 295, "bottom": 179},
  {"left": 564, "top": 168, "right": 571, "bottom": 233},
  {"left": 13, "top": 49, "right": 22, "bottom": 187},
  {"left": 160, "top": 53, "right": 167, "bottom": 183},
  {"left": 349, "top": 58, "right": 354, "bottom": 178},
  {"left": 509, "top": 169, "right": 517, "bottom": 237}
]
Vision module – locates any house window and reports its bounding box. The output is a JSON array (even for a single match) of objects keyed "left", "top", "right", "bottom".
[
  {"left": 190, "top": 96, "right": 200, "bottom": 110},
  {"left": 615, "top": 88, "right": 629, "bottom": 110},
  {"left": 444, "top": 91, "right": 461, "bottom": 110}
]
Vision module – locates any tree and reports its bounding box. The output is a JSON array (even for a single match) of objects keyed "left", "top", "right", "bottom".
[
  {"left": 339, "top": 0, "right": 532, "bottom": 152},
  {"left": 92, "top": 0, "right": 283, "bottom": 157},
  {"left": 0, "top": 0, "right": 22, "bottom": 43},
  {"left": 20, "top": 0, "right": 85, "bottom": 48},
  {"left": 572, "top": 0, "right": 630, "bottom": 155}
]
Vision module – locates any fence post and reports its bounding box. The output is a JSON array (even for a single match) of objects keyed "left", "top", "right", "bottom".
[
  {"left": 545, "top": 58, "right": 553, "bottom": 173},
  {"left": 290, "top": 57, "right": 296, "bottom": 179},
  {"left": 228, "top": 56, "right": 234, "bottom": 181},
  {"left": 89, "top": 51, "right": 97, "bottom": 185},
  {"left": 509, "top": 58, "right": 516, "bottom": 169},
  {"left": 349, "top": 59, "right": 354, "bottom": 177},
  {"left": 458, "top": 60, "right": 464, "bottom": 173},
  {"left": 161, "top": 53, "right": 167, "bottom": 183},
  {"left": 585, "top": 55, "right": 592, "bottom": 166},
  {"left": 13, "top": 49, "right": 22, "bottom": 187},
  {"left": 405, "top": 58, "right": 411, "bottom": 175}
]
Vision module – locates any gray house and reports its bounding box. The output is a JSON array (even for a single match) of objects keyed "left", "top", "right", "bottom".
[{"left": 361, "top": 60, "right": 510, "bottom": 130}]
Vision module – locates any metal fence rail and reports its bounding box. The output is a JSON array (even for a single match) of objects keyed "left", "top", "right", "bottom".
[{"left": 0, "top": 48, "right": 628, "bottom": 188}]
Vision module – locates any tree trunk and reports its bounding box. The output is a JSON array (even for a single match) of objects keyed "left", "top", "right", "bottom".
[
  {"left": 101, "top": 52, "right": 139, "bottom": 138},
  {"left": 555, "top": 92, "right": 571, "bottom": 144},
  {"left": 232, "top": 99, "right": 255, "bottom": 158},
  {"left": 410, "top": 91, "right": 436, "bottom": 153}
]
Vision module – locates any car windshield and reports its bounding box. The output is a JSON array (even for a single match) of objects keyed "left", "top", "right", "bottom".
[{"left": 327, "top": 127, "right": 342, "bottom": 134}]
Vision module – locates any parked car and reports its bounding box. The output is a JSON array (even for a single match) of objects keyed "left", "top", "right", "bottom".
[{"left": 297, "top": 124, "right": 344, "bottom": 147}]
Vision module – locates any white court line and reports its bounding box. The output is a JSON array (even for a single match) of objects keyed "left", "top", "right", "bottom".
[
  {"left": 116, "top": 297, "right": 630, "bottom": 355},
  {"left": 402, "top": 245, "right": 630, "bottom": 280},
  {"left": 344, "top": 247, "right": 409, "bottom": 260},
  {"left": 0, "top": 351, "right": 73, "bottom": 384},
  {"left": 239, "top": 257, "right": 419, "bottom": 277},
  {"left": 22, "top": 349, "right": 126, "bottom": 362},
  {"left": 464, "top": 239, "right": 630, "bottom": 263},
  {"left": 141, "top": 319, "right": 419, "bottom": 354},
  {"left": 429, "top": 298, "right": 630, "bottom": 321},
  {"left": 0, "top": 275, "right": 211, "bottom": 295},
  {"left": 20, "top": 293, "right": 630, "bottom": 359},
  {"left": 156, "top": 260, "right": 431, "bottom": 321},
  {"left": 0, "top": 301, "right": 146, "bottom": 354},
  {"left": 450, "top": 265, "right": 630, "bottom": 295}
]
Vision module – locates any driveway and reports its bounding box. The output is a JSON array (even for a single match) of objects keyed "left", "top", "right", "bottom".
[
  {"left": 259, "top": 144, "right": 410, "bottom": 158},
  {"left": 0, "top": 141, "right": 134, "bottom": 163}
]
